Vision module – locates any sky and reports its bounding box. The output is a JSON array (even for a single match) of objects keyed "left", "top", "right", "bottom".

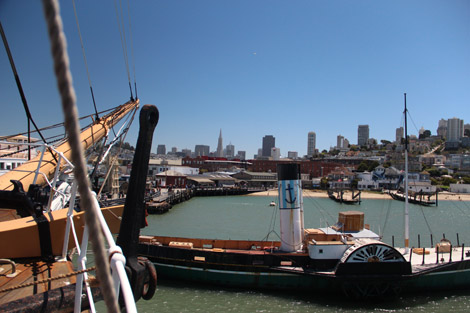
[{"left": 1, "top": 1, "right": 469, "bottom": 159}]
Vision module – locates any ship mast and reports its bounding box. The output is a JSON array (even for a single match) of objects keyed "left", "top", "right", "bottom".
[{"left": 404, "top": 93, "right": 410, "bottom": 254}]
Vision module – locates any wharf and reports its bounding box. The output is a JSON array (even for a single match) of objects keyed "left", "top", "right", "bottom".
[{"left": 146, "top": 187, "right": 263, "bottom": 214}]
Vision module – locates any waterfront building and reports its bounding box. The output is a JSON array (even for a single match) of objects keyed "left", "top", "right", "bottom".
[
  {"left": 327, "top": 167, "right": 355, "bottom": 189},
  {"left": 249, "top": 159, "right": 345, "bottom": 178},
  {"left": 182, "top": 156, "right": 251, "bottom": 172},
  {"left": 262, "top": 135, "right": 275, "bottom": 157},
  {"left": 0, "top": 135, "right": 40, "bottom": 176},
  {"left": 225, "top": 143, "right": 235, "bottom": 158},
  {"left": 157, "top": 144, "right": 166, "bottom": 155},
  {"left": 437, "top": 119, "right": 447, "bottom": 139},
  {"left": 148, "top": 158, "right": 184, "bottom": 176},
  {"left": 447, "top": 117, "right": 464, "bottom": 142},
  {"left": 271, "top": 147, "right": 281, "bottom": 160},
  {"left": 216, "top": 129, "right": 223, "bottom": 157},
  {"left": 195, "top": 145, "right": 210, "bottom": 157},
  {"left": 155, "top": 170, "right": 187, "bottom": 187},
  {"left": 395, "top": 127, "right": 404, "bottom": 144},
  {"left": 307, "top": 132, "right": 316, "bottom": 157},
  {"left": 231, "top": 171, "right": 277, "bottom": 188},
  {"left": 357, "top": 125, "right": 369, "bottom": 146}
]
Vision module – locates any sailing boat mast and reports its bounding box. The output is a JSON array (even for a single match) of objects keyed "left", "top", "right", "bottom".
[{"left": 404, "top": 93, "right": 410, "bottom": 254}]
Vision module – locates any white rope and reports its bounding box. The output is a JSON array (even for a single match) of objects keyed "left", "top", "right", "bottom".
[{"left": 41, "top": 0, "right": 119, "bottom": 311}]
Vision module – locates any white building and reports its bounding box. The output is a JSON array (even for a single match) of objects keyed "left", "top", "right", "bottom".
[
  {"left": 271, "top": 147, "right": 281, "bottom": 160},
  {"left": 450, "top": 184, "right": 470, "bottom": 194}
]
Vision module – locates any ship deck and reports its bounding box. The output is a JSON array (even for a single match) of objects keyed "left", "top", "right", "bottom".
[
  {"left": 396, "top": 246, "right": 470, "bottom": 273},
  {"left": 0, "top": 258, "right": 80, "bottom": 306}
]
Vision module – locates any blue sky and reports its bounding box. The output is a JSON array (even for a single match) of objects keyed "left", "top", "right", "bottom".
[{"left": 1, "top": 1, "right": 469, "bottom": 158}]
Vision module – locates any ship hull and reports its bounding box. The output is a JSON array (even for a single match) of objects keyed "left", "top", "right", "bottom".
[{"left": 138, "top": 237, "right": 470, "bottom": 298}]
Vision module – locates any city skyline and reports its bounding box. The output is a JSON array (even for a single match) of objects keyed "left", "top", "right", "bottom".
[
  {"left": 1, "top": 2, "right": 469, "bottom": 160},
  {"left": 155, "top": 115, "right": 467, "bottom": 159}
]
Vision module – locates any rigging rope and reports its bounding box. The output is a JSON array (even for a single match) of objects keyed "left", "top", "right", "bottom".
[
  {"left": 41, "top": 1, "right": 119, "bottom": 312},
  {"left": 0, "top": 20, "right": 58, "bottom": 164},
  {"left": 113, "top": 0, "right": 134, "bottom": 100},
  {"left": 72, "top": 0, "right": 99, "bottom": 120},
  {"left": 126, "top": 0, "right": 138, "bottom": 99}
]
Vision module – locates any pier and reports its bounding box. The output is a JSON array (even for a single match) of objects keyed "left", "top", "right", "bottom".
[{"left": 145, "top": 187, "right": 264, "bottom": 214}]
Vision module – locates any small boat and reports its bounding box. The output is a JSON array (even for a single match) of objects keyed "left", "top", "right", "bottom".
[
  {"left": 388, "top": 190, "right": 438, "bottom": 206},
  {"left": 328, "top": 189, "right": 361, "bottom": 204},
  {"left": 269, "top": 200, "right": 276, "bottom": 206}
]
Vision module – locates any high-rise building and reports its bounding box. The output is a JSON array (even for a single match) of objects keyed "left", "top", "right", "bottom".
[
  {"left": 447, "top": 118, "right": 464, "bottom": 142},
  {"left": 437, "top": 119, "right": 447, "bottom": 139},
  {"left": 181, "top": 149, "right": 191, "bottom": 157},
  {"left": 237, "top": 151, "right": 246, "bottom": 160},
  {"left": 262, "top": 135, "right": 275, "bottom": 157},
  {"left": 358, "top": 125, "right": 369, "bottom": 146},
  {"left": 216, "top": 129, "right": 223, "bottom": 157},
  {"left": 225, "top": 143, "right": 235, "bottom": 158},
  {"left": 396, "top": 127, "right": 404, "bottom": 144},
  {"left": 464, "top": 124, "right": 470, "bottom": 136},
  {"left": 288, "top": 151, "right": 298, "bottom": 159},
  {"left": 157, "top": 144, "right": 166, "bottom": 155},
  {"left": 171, "top": 147, "right": 177, "bottom": 154},
  {"left": 195, "top": 145, "right": 210, "bottom": 157},
  {"left": 336, "top": 135, "right": 344, "bottom": 149},
  {"left": 307, "top": 132, "right": 316, "bottom": 157}
]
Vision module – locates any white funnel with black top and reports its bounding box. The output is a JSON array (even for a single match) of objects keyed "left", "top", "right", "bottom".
[{"left": 277, "top": 163, "right": 303, "bottom": 252}]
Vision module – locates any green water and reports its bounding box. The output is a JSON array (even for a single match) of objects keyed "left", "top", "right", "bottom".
[{"left": 133, "top": 195, "right": 470, "bottom": 312}]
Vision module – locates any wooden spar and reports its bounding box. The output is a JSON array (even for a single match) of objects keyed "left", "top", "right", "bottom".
[{"left": 0, "top": 100, "right": 139, "bottom": 191}]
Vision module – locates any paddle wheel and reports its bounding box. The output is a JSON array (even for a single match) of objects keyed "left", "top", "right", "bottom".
[{"left": 336, "top": 239, "right": 409, "bottom": 298}]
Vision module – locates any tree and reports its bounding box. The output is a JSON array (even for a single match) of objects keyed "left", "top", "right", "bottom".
[
  {"left": 357, "top": 161, "right": 368, "bottom": 172},
  {"left": 441, "top": 176, "right": 457, "bottom": 186},
  {"left": 427, "top": 167, "right": 442, "bottom": 177},
  {"left": 122, "top": 142, "right": 135, "bottom": 151},
  {"left": 368, "top": 161, "right": 380, "bottom": 171}
]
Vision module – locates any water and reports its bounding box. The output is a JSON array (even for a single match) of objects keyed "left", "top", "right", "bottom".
[{"left": 133, "top": 195, "right": 470, "bottom": 312}]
